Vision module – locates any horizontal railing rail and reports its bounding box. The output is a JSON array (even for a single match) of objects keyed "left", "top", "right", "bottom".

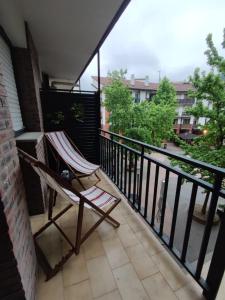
[{"left": 99, "top": 129, "right": 225, "bottom": 300}]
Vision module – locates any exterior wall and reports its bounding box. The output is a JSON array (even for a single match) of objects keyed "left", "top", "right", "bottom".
[
  {"left": 0, "top": 65, "right": 36, "bottom": 299},
  {"left": 12, "top": 26, "right": 43, "bottom": 131}
]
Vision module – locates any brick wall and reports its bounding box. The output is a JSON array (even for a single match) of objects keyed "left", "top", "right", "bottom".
[
  {"left": 0, "top": 66, "right": 36, "bottom": 299},
  {"left": 11, "top": 25, "right": 43, "bottom": 132},
  {"left": 11, "top": 24, "right": 47, "bottom": 215}
]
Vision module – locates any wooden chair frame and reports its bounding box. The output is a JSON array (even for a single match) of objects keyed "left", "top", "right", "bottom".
[
  {"left": 45, "top": 131, "right": 101, "bottom": 189},
  {"left": 18, "top": 148, "right": 120, "bottom": 280}
]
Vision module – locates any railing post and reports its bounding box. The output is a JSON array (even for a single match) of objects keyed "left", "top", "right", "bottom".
[
  {"left": 195, "top": 174, "right": 223, "bottom": 279},
  {"left": 138, "top": 145, "right": 144, "bottom": 211},
  {"left": 204, "top": 208, "right": 225, "bottom": 300}
]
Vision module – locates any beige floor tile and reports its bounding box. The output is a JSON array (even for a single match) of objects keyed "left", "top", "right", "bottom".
[
  {"left": 110, "top": 209, "right": 127, "bottom": 225},
  {"left": 95, "top": 290, "right": 122, "bottom": 300},
  {"left": 151, "top": 251, "right": 187, "bottom": 291},
  {"left": 117, "top": 224, "right": 139, "bottom": 248},
  {"left": 59, "top": 206, "right": 77, "bottom": 229},
  {"left": 102, "top": 237, "right": 129, "bottom": 269},
  {"left": 97, "top": 221, "right": 117, "bottom": 241},
  {"left": 135, "top": 230, "right": 164, "bottom": 256},
  {"left": 87, "top": 256, "right": 117, "bottom": 298},
  {"left": 37, "top": 226, "right": 63, "bottom": 267},
  {"left": 64, "top": 280, "right": 93, "bottom": 300},
  {"left": 125, "top": 213, "right": 144, "bottom": 233},
  {"left": 142, "top": 272, "right": 178, "bottom": 300},
  {"left": 62, "top": 251, "right": 89, "bottom": 287},
  {"left": 37, "top": 270, "right": 64, "bottom": 300},
  {"left": 175, "top": 281, "right": 204, "bottom": 300},
  {"left": 83, "top": 231, "right": 105, "bottom": 260},
  {"left": 126, "top": 244, "right": 159, "bottom": 280},
  {"left": 113, "top": 263, "right": 149, "bottom": 300}
]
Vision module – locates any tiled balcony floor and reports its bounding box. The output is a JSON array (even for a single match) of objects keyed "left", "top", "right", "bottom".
[{"left": 31, "top": 171, "right": 205, "bottom": 300}]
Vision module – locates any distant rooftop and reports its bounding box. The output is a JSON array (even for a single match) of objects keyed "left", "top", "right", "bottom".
[{"left": 92, "top": 76, "right": 193, "bottom": 92}]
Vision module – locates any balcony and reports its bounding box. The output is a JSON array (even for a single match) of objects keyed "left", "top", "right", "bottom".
[
  {"left": 29, "top": 128, "right": 225, "bottom": 300},
  {"left": 32, "top": 171, "right": 205, "bottom": 300},
  {"left": 178, "top": 99, "right": 195, "bottom": 106}
]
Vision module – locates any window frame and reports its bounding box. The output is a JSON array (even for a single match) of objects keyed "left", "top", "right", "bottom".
[{"left": 0, "top": 26, "right": 25, "bottom": 136}]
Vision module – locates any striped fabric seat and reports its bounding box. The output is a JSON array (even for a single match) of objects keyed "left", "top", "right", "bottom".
[
  {"left": 63, "top": 186, "right": 116, "bottom": 209},
  {"left": 33, "top": 165, "right": 116, "bottom": 209},
  {"left": 45, "top": 131, "right": 99, "bottom": 175}
]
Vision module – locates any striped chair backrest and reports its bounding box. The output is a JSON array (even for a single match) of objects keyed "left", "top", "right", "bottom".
[
  {"left": 18, "top": 148, "right": 80, "bottom": 203},
  {"left": 45, "top": 131, "right": 98, "bottom": 174}
]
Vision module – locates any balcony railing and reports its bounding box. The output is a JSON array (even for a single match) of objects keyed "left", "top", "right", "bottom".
[
  {"left": 178, "top": 98, "right": 195, "bottom": 106},
  {"left": 99, "top": 129, "right": 225, "bottom": 300}
]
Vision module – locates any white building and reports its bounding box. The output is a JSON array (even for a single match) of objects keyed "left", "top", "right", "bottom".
[{"left": 92, "top": 75, "right": 209, "bottom": 135}]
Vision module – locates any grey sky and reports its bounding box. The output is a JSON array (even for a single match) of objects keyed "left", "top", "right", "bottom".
[{"left": 80, "top": 0, "right": 225, "bottom": 90}]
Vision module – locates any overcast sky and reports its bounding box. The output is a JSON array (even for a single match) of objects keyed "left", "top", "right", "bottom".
[{"left": 80, "top": 0, "right": 225, "bottom": 90}]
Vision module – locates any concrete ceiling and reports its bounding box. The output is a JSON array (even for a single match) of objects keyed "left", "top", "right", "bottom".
[{"left": 14, "top": 0, "right": 129, "bottom": 82}]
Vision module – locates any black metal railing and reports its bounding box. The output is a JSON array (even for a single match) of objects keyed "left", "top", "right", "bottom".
[{"left": 99, "top": 129, "right": 225, "bottom": 300}]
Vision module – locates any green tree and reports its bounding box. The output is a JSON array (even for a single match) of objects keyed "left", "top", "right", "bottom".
[
  {"left": 152, "top": 77, "right": 177, "bottom": 106},
  {"left": 179, "top": 29, "right": 225, "bottom": 172},
  {"left": 104, "top": 71, "right": 176, "bottom": 147},
  {"left": 126, "top": 78, "right": 177, "bottom": 147},
  {"left": 173, "top": 29, "right": 225, "bottom": 214},
  {"left": 104, "top": 70, "right": 133, "bottom": 133}
]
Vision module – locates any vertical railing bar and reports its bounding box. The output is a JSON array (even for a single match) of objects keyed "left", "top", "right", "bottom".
[
  {"left": 204, "top": 208, "right": 225, "bottom": 300},
  {"left": 151, "top": 164, "right": 159, "bottom": 226},
  {"left": 102, "top": 137, "right": 105, "bottom": 171},
  {"left": 120, "top": 146, "right": 124, "bottom": 190},
  {"left": 133, "top": 153, "right": 138, "bottom": 207},
  {"left": 109, "top": 138, "right": 112, "bottom": 178},
  {"left": 138, "top": 145, "right": 145, "bottom": 211},
  {"left": 181, "top": 183, "right": 198, "bottom": 263},
  {"left": 169, "top": 175, "right": 182, "bottom": 248},
  {"left": 113, "top": 140, "right": 116, "bottom": 182},
  {"left": 128, "top": 151, "right": 132, "bottom": 203},
  {"left": 116, "top": 143, "right": 120, "bottom": 186},
  {"left": 195, "top": 174, "right": 223, "bottom": 280},
  {"left": 107, "top": 138, "right": 110, "bottom": 175},
  {"left": 144, "top": 160, "right": 151, "bottom": 218},
  {"left": 111, "top": 138, "right": 114, "bottom": 179},
  {"left": 99, "top": 135, "right": 102, "bottom": 166},
  {"left": 159, "top": 169, "right": 170, "bottom": 236},
  {"left": 106, "top": 138, "right": 108, "bottom": 174},
  {"left": 124, "top": 148, "right": 128, "bottom": 196}
]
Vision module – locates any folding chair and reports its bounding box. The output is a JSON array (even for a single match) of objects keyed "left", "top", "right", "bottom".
[
  {"left": 18, "top": 149, "right": 121, "bottom": 280},
  {"left": 45, "top": 131, "right": 100, "bottom": 188}
]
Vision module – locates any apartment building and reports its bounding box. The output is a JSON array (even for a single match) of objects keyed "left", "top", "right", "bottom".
[{"left": 92, "top": 75, "right": 209, "bottom": 135}]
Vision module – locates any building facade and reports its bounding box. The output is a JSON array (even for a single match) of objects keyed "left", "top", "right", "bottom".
[{"left": 92, "top": 75, "right": 210, "bottom": 135}]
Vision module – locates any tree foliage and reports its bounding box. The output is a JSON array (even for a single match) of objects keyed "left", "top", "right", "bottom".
[
  {"left": 104, "top": 70, "right": 133, "bottom": 133},
  {"left": 152, "top": 77, "right": 177, "bottom": 106},
  {"left": 104, "top": 73, "right": 177, "bottom": 147},
  {"left": 174, "top": 29, "right": 225, "bottom": 191}
]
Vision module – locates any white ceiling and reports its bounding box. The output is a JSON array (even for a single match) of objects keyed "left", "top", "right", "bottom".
[{"left": 13, "top": 0, "right": 128, "bottom": 82}]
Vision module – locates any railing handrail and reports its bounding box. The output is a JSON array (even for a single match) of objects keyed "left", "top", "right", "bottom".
[{"left": 100, "top": 129, "right": 225, "bottom": 176}]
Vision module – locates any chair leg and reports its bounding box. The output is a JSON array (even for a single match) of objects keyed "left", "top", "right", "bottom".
[
  {"left": 92, "top": 208, "right": 120, "bottom": 228},
  {"left": 75, "top": 200, "right": 84, "bottom": 255},
  {"left": 77, "top": 177, "right": 86, "bottom": 189},
  {"left": 80, "top": 199, "right": 121, "bottom": 246},
  {"left": 95, "top": 171, "right": 101, "bottom": 185},
  {"left": 48, "top": 188, "right": 54, "bottom": 220}
]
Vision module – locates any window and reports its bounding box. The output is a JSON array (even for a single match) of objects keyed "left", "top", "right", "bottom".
[
  {"left": 145, "top": 91, "right": 150, "bottom": 100},
  {"left": 0, "top": 35, "right": 24, "bottom": 132},
  {"left": 182, "top": 118, "right": 190, "bottom": 125},
  {"left": 173, "top": 118, "right": 178, "bottom": 125},
  {"left": 134, "top": 90, "right": 140, "bottom": 103}
]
